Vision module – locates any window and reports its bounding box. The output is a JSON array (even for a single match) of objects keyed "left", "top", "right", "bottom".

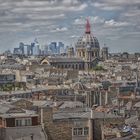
[
  {"left": 15, "top": 119, "right": 22, "bottom": 126},
  {"left": 84, "top": 127, "right": 89, "bottom": 135},
  {"left": 73, "top": 128, "right": 78, "bottom": 136},
  {"left": 83, "top": 52, "right": 85, "bottom": 57},
  {"left": 15, "top": 118, "right": 32, "bottom": 127},
  {"left": 79, "top": 64, "right": 82, "bottom": 70},
  {"left": 72, "top": 127, "right": 89, "bottom": 136},
  {"left": 25, "top": 118, "right": 32, "bottom": 126},
  {"left": 72, "top": 64, "right": 74, "bottom": 69},
  {"left": 77, "top": 128, "right": 83, "bottom": 135}
]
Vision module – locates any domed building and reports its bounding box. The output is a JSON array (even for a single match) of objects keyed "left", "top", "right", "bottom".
[
  {"left": 41, "top": 19, "right": 101, "bottom": 70},
  {"left": 75, "top": 19, "right": 100, "bottom": 69}
]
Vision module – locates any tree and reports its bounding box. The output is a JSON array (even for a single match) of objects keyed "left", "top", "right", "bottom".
[{"left": 93, "top": 65, "right": 105, "bottom": 71}]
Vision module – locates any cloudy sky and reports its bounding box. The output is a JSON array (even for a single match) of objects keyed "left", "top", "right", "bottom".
[{"left": 0, "top": 0, "right": 140, "bottom": 53}]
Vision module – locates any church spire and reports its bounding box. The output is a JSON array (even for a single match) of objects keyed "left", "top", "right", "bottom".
[{"left": 85, "top": 18, "right": 91, "bottom": 34}]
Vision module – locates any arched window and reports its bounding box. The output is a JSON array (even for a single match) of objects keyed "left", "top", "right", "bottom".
[{"left": 83, "top": 51, "right": 85, "bottom": 57}]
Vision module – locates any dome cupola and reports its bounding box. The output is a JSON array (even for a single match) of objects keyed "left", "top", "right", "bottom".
[
  {"left": 75, "top": 18, "right": 100, "bottom": 61},
  {"left": 76, "top": 19, "right": 100, "bottom": 49}
]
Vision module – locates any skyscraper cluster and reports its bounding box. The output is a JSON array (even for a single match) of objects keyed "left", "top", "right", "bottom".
[{"left": 13, "top": 39, "right": 65, "bottom": 56}]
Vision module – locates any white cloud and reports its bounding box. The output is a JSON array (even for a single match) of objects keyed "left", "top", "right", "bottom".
[
  {"left": 105, "top": 19, "right": 130, "bottom": 27},
  {"left": 74, "top": 16, "right": 105, "bottom": 25},
  {"left": 0, "top": 0, "right": 87, "bottom": 31},
  {"left": 9, "top": 1, "right": 87, "bottom": 13},
  {"left": 62, "top": 0, "right": 81, "bottom": 5},
  {"left": 51, "top": 27, "right": 68, "bottom": 32},
  {"left": 27, "top": 13, "right": 65, "bottom": 20},
  {"left": 120, "top": 8, "right": 140, "bottom": 27},
  {"left": 92, "top": 0, "right": 140, "bottom": 11},
  {"left": 92, "top": 2, "right": 122, "bottom": 11},
  {"left": 91, "top": 16, "right": 105, "bottom": 24},
  {"left": 74, "top": 18, "right": 84, "bottom": 25},
  {"left": 70, "top": 35, "right": 79, "bottom": 38}
]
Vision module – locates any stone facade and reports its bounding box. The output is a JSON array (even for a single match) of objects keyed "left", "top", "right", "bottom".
[
  {"left": 93, "top": 118, "right": 124, "bottom": 140},
  {"left": 41, "top": 107, "right": 91, "bottom": 140}
]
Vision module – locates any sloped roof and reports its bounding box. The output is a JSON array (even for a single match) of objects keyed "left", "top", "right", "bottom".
[
  {"left": 44, "top": 57, "right": 84, "bottom": 63},
  {"left": 59, "top": 101, "right": 83, "bottom": 109},
  {"left": 53, "top": 108, "right": 121, "bottom": 120},
  {"left": 134, "top": 101, "right": 140, "bottom": 108}
]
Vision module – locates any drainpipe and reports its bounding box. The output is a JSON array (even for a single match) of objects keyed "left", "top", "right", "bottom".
[
  {"left": 40, "top": 107, "right": 48, "bottom": 140},
  {"left": 89, "top": 109, "right": 93, "bottom": 140},
  {"left": 105, "top": 90, "right": 108, "bottom": 105},
  {"left": 30, "top": 134, "right": 34, "bottom": 140},
  {"left": 41, "top": 107, "right": 44, "bottom": 129},
  {"left": 37, "top": 93, "right": 40, "bottom": 101},
  {"left": 99, "top": 91, "right": 102, "bottom": 106}
]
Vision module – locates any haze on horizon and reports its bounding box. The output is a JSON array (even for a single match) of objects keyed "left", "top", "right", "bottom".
[{"left": 0, "top": 0, "right": 140, "bottom": 53}]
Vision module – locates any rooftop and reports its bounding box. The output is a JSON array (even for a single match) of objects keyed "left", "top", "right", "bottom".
[{"left": 53, "top": 108, "right": 121, "bottom": 120}]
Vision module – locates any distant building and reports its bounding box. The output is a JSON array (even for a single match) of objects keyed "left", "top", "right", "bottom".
[
  {"left": 58, "top": 42, "right": 65, "bottom": 54},
  {"left": 0, "top": 73, "right": 15, "bottom": 84},
  {"left": 13, "top": 39, "right": 42, "bottom": 56},
  {"left": 67, "top": 47, "right": 75, "bottom": 57},
  {"left": 48, "top": 42, "right": 57, "bottom": 54},
  {"left": 44, "top": 45, "right": 49, "bottom": 55},
  {"left": 75, "top": 19, "right": 100, "bottom": 69},
  {"left": 30, "top": 42, "right": 35, "bottom": 55},
  {"left": 47, "top": 42, "right": 65, "bottom": 54},
  {"left": 33, "top": 39, "right": 40, "bottom": 55},
  {"left": 14, "top": 42, "right": 31, "bottom": 56},
  {"left": 121, "top": 52, "right": 129, "bottom": 59},
  {"left": 19, "top": 42, "right": 24, "bottom": 54},
  {"left": 101, "top": 47, "right": 108, "bottom": 60},
  {"left": 13, "top": 48, "right": 21, "bottom": 55},
  {"left": 23, "top": 45, "right": 28, "bottom": 56},
  {"left": 41, "top": 19, "right": 100, "bottom": 70}
]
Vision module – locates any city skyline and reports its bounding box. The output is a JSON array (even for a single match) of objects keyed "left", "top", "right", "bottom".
[{"left": 0, "top": 0, "right": 140, "bottom": 53}]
